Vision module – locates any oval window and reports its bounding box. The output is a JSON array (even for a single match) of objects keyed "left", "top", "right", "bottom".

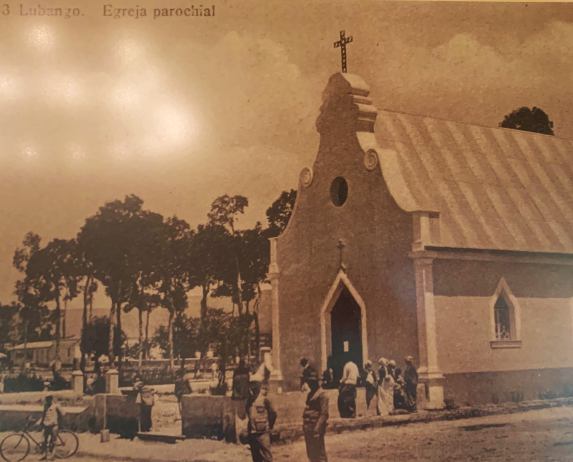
[{"left": 330, "top": 177, "right": 348, "bottom": 207}]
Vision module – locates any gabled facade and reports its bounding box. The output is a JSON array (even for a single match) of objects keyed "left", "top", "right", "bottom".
[{"left": 269, "top": 73, "right": 573, "bottom": 407}]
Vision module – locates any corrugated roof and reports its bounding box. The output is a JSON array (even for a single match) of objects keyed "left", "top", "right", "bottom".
[{"left": 375, "top": 110, "right": 573, "bottom": 254}]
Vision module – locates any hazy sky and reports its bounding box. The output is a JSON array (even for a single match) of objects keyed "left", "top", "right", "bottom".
[{"left": 2, "top": 0, "right": 573, "bottom": 303}]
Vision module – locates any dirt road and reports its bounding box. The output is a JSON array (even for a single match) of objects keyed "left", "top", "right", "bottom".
[{"left": 70, "top": 406, "right": 573, "bottom": 461}]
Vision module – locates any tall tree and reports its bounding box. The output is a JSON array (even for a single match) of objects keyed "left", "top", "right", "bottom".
[
  {"left": 77, "top": 254, "right": 98, "bottom": 371},
  {"left": 237, "top": 223, "right": 270, "bottom": 354},
  {"left": 120, "top": 208, "right": 165, "bottom": 371},
  {"left": 207, "top": 195, "right": 248, "bottom": 315},
  {"left": 0, "top": 302, "right": 19, "bottom": 348},
  {"left": 78, "top": 195, "right": 151, "bottom": 366},
  {"left": 125, "top": 290, "right": 159, "bottom": 371},
  {"left": 13, "top": 233, "right": 69, "bottom": 358},
  {"left": 187, "top": 224, "right": 231, "bottom": 327},
  {"left": 23, "top": 239, "right": 81, "bottom": 359},
  {"left": 266, "top": 189, "right": 297, "bottom": 237},
  {"left": 83, "top": 316, "right": 126, "bottom": 362},
  {"left": 500, "top": 106, "right": 554, "bottom": 135},
  {"left": 156, "top": 216, "right": 191, "bottom": 371},
  {"left": 12, "top": 280, "right": 53, "bottom": 352},
  {"left": 152, "top": 313, "right": 199, "bottom": 360}
]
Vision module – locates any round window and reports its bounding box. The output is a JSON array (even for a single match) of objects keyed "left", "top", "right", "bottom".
[{"left": 330, "top": 177, "right": 348, "bottom": 207}]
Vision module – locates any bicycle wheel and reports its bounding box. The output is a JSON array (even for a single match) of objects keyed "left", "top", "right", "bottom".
[
  {"left": 53, "top": 431, "right": 78, "bottom": 459},
  {"left": 0, "top": 434, "right": 30, "bottom": 462}
]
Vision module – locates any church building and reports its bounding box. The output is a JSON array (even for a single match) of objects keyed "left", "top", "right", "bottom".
[{"left": 268, "top": 72, "right": 573, "bottom": 408}]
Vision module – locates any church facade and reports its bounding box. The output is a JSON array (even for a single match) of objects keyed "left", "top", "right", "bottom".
[{"left": 268, "top": 73, "right": 573, "bottom": 408}]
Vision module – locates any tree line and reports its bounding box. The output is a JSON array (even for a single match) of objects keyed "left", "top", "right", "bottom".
[{"left": 1, "top": 190, "right": 297, "bottom": 373}]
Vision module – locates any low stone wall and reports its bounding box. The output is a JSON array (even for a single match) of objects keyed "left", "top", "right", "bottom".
[
  {"left": 93, "top": 393, "right": 140, "bottom": 438},
  {"left": 180, "top": 387, "right": 371, "bottom": 440},
  {"left": 270, "top": 388, "right": 369, "bottom": 425},
  {"left": 0, "top": 404, "right": 92, "bottom": 432},
  {"left": 444, "top": 367, "right": 573, "bottom": 406},
  {"left": 0, "top": 389, "right": 81, "bottom": 405},
  {"left": 181, "top": 395, "right": 237, "bottom": 440}
]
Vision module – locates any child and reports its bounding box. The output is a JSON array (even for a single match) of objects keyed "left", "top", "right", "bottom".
[
  {"left": 38, "top": 395, "right": 64, "bottom": 460},
  {"left": 246, "top": 372, "right": 277, "bottom": 462}
]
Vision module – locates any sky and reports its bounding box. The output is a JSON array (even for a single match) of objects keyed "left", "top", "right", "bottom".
[{"left": 1, "top": 0, "right": 573, "bottom": 304}]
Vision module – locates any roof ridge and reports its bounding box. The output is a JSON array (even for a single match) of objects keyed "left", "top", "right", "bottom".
[{"left": 378, "top": 107, "right": 573, "bottom": 143}]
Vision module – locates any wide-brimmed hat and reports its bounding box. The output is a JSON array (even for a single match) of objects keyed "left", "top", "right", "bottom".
[
  {"left": 404, "top": 356, "right": 415, "bottom": 363},
  {"left": 388, "top": 360, "right": 396, "bottom": 367},
  {"left": 378, "top": 357, "right": 387, "bottom": 366}
]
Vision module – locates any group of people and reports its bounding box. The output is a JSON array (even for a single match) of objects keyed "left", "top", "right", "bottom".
[
  {"left": 363, "top": 355, "right": 419, "bottom": 416},
  {"left": 243, "top": 355, "right": 419, "bottom": 462},
  {"left": 308, "top": 354, "right": 419, "bottom": 419}
]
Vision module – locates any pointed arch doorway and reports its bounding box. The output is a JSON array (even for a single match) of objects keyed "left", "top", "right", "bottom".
[{"left": 320, "top": 271, "right": 368, "bottom": 382}]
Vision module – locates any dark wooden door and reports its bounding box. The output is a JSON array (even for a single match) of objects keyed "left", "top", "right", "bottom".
[{"left": 330, "top": 288, "right": 363, "bottom": 383}]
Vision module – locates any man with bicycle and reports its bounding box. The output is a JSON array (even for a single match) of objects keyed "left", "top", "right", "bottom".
[{"left": 37, "top": 395, "right": 64, "bottom": 460}]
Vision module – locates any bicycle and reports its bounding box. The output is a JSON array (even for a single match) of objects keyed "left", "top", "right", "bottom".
[{"left": 0, "top": 417, "right": 79, "bottom": 462}]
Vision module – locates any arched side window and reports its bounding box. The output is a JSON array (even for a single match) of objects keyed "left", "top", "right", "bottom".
[
  {"left": 494, "top": 294, "right": 512, "bottom": 340},
  {"left": 490, "top": 278, "right": 522, "bottom": 348}
]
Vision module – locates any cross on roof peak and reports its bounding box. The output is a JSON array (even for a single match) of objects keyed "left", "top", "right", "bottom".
[{"left": 333, "top": 30, "right": 353, "bottom": 73}]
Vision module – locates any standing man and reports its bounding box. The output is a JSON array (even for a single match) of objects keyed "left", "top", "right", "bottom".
[
  {"left": 38, "top": 395, "right": 64, "bottom": 460},
  {"left": 246, "top": 372, "right": 277, "bottom": 462},
  {"left": 363, "top": 360, "right": 378, "bottom": 413},
  {"left": 303, "top": 369, "right": 329, "bottom": 462},
  {"left": 337, "top": 355, "right": 359, "bottom": 418},
  {"left": 403, "top": 356, "right": 419, "bottom": 412},
  {"left": 134, "top": 375, "right": 155, "bottom": 432}
]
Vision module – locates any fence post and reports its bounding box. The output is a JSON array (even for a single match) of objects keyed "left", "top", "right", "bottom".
[
  {"left": 72, "top": 369, "right": 84, "bottom": 394},
  {"left": 105, "top": 368, "right": 119, "bottom": 394}
]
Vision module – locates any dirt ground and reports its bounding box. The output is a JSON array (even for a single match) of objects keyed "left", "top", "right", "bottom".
[{"left": 58, "top": 405, "right": 573, "bottom": 461}]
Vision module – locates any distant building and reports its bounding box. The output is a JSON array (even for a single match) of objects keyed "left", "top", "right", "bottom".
[{"left": 7, "top": 337, "right": 79, "bottom": 367}]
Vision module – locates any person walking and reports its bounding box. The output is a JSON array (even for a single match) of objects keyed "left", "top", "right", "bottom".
[
  {"left": 303, "top": 369, "right": 329, "bottom": 462},
  {"left": 337, "top": 355, "right": 359, "bottom": 418},
  {"left": 376, "top": 357, "right": 394, "bottom": 416},
  {"left": 404, "top": 356, "right": 419, "bottom": 412},
  {"left": 246, "top": 372, "right": 277, "bottom": 462},
  {"left": 134, "top": 375, "right": 155, "bottom": 432},
  {"left": 37, "top": 395, "right": 64, "bottom": 460},
  {"left": 363, "top": 360, "right": 378, "bottom": 413}
]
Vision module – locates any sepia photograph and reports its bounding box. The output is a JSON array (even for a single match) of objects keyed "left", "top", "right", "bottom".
[{"left": 0, "top": 0, "right": 573, "bottom": 460}]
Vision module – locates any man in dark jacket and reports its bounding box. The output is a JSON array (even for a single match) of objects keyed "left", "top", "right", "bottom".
[
  {"left": 303, "top": 369, "right": 329, "bottom": 462},
  {"left": 403, "top": 356, "right": 419, "bottom": 412}
]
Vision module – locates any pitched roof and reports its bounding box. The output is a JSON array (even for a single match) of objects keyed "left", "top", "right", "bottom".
[
  {"left": 375, "top": 110, "right": 573, "bottom": 254},
  {"left": 7, "top": 338, "right": 78, "bottom": 351}
]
